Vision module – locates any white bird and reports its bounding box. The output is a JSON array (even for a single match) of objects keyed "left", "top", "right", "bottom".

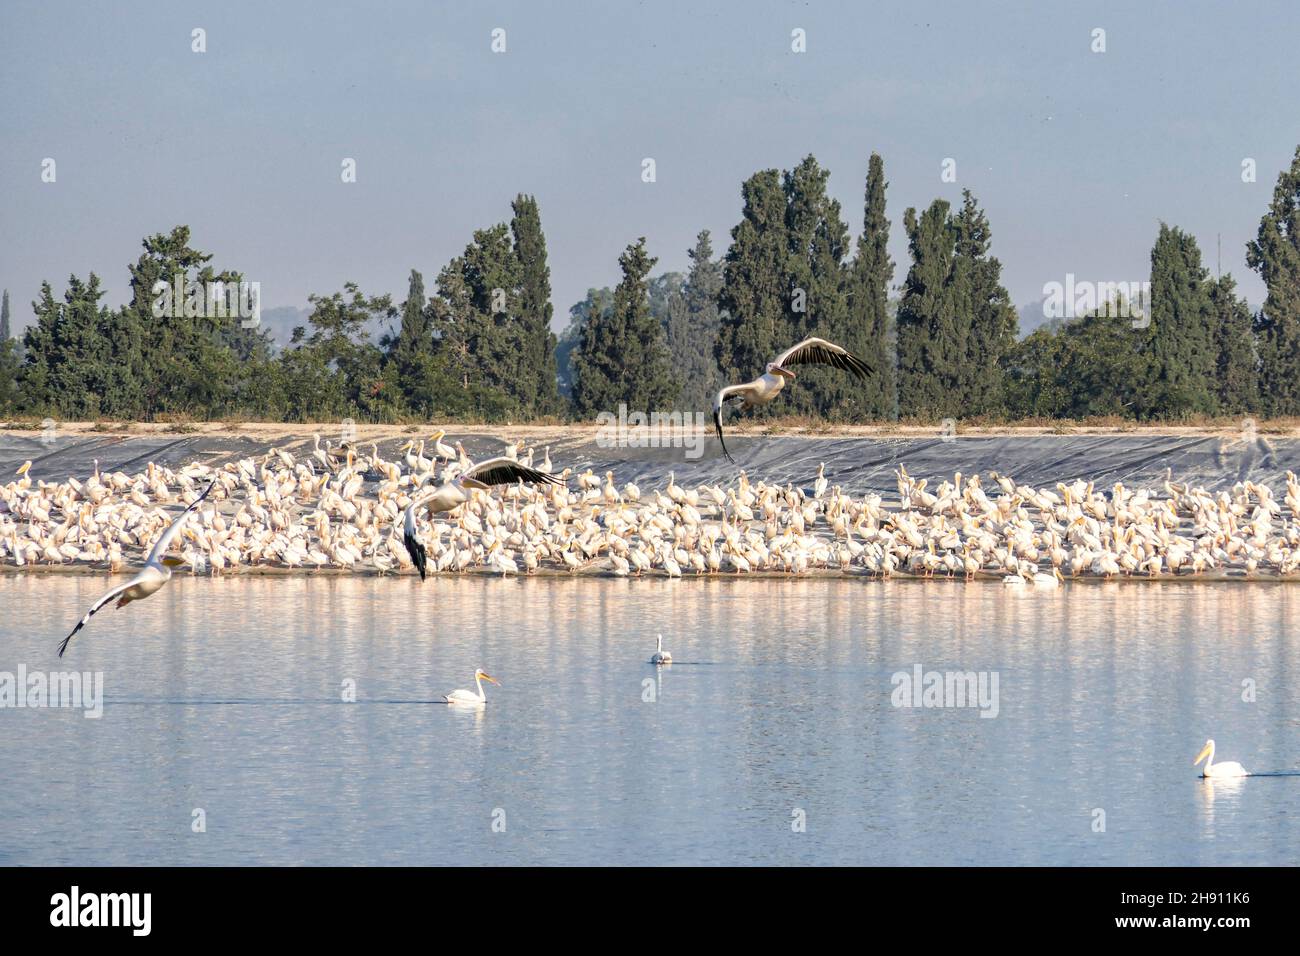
[
  {"left": 713, "top": 337, "right": 873, "bottom": 463},
  {"left": 1032, "top": 569, "right": 1064, "bottom": 588},
  {"left": 444, "top": 668, "right": 500, "bottom": 706},
  {"left": 1193, "top": 739, "right": 1249, "bottom": 778},
  {"left": 402, "top": 457, "right": 563, "bottom": 579},
  {"left": 650, "top": 633, "right": 672, "bottom": 665},
  {"left": 58, "top": 478, "right": 218, "bottom": 657}
]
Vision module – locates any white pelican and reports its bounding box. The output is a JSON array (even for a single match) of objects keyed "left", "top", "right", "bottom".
[
  {"left": 1032, "top": 569, "right": 1064, "bottom": 588},
  {"left": 58, "top": 478, "right": 218, "bottom": 657},
  {"left": 650, "top": 633, "right": 672, "bottom": 665},
  {"left": 444, "top": 668, "right": 500, "bottom": 706},
  {"left": 402, "top": 457, "right": 563, "bottom": 579},
  {"left": 712, "top": 337, "right": 873, "bottom": 463},
  {"left": 1194, "top": 739, "right": 1249, "bottom": 778}
]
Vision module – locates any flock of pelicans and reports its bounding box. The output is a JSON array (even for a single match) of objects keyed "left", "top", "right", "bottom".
[{"left": 0, "top": 337, "right": 1279, "bottom": 767}]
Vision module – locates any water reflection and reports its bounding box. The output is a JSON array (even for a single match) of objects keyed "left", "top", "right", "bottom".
[{"left": 0, "top": 575, "right": 1297, "bottom": 865}]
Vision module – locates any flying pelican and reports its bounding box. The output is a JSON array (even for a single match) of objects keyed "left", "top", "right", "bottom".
[
  {"left": 58, "top": 478, "right": 218, "bottom": 657},
  {"left": 1193, "top": 739, "right": 1249, "bottom": 778},
  {"left": 402, "top": 457, "right": 564, "bottom": 579},
  {"left": 713, "top": 337, "right": 873, "bottom": 463},
  {"left": 444, "top": 668, "right": 500, "bottom": 706},
  {"left": 650, "top": 633, "right": 672, "bottom": 665}
]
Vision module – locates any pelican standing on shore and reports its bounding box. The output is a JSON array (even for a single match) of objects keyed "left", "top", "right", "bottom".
[
  {"left": 57, "top": 478, "right": 219, "bottom": 657},
  {"left": 713, "top": 337, "right": 873, "bottom": 463},
  {"left": 401, "top": 457, "right": 564, "bottom": 579},
  {"left": 1193, "top": 739, "right": 1249, "bottom": 778},
  {"left": 444, "top": 668, "right": 500, "bottom": 706}
]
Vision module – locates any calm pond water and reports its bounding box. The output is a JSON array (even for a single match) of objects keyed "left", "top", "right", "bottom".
[{"left": 1, "top": 574, "right": 1298, "bottom": 866}]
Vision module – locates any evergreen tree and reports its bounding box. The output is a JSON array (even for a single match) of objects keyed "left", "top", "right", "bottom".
[
  {"left": 666, "top": 231, "right": 724, "bottom": 411},
  {"left": 1142, "top": 223, "right": 1216, "bottom": 417},
  {"left": 511, "top": 195, "right": 562, "bottom": 416},
  {"left": 955, "top": 190, "right": 1018, "bottom": 415},
  {"left": 0, "top": 289, "right": 11, "bottom": 342},
  {"left": 431, "top": 224, "right": 524, "bottom": 418},
  {"left": 572, "top": 239, "right": 674, "bottom": 415},
  {"left": 18, "top": 275, "right": 121, "bottom": 418},
  {"left": 846, "top": 153, "right": 895, "bottom": 419},
  {"left": 896, "top": 200, "right": 962, "bottom": 417},
  {"left": 556, "top": 287, "right": 613, "bottom": 400},
  {"left": 782, "top": 155, "right": 851, "bottom": 416},
  {"left": 1247, "top": 146, "right": 1300, "bottom": 416},
  {"left": 716, "top": 169, "right": 790, "bottom": 395},
  {"left": 1208, "top": 273, "right": 1260, "bottom": 416}
]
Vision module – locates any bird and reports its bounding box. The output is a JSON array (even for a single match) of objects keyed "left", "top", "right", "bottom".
[
  {"left": 443, "top": 668, "right": 500, "bottom": 706},
  {"left": 401, "top": 457, "right": 564, "bottom": 580},
  {"left": 1193, "top": 739, "right": 1249, "bottom": 778},
  {"left": 713, "top": 337, "right": 873, "bottom": 462},
  {"left": 57, "top": 478, "right": 218, "bottom": 657},
  {"left": 650, "top": 633, "right": 672, "bottom": 665}
]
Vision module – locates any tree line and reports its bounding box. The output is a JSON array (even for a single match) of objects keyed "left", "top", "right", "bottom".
[{"left": 3, "top": 147, "right": 1300, "bottom": 423}]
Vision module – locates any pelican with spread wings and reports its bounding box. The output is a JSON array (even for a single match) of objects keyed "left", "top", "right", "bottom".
[
  {"left": 401, "top": 457, "right": 564, "bottom": 580},
  {"left": 58, "top": 478, "right": 219, "bottom": 657},
  {"left": 712, "top": 337, "right": 873, "bottom": 463}
]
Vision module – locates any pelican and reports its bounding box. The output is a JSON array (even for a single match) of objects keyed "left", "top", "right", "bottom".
[
  {"left": 402, "top": 457, "right": 563, "bottom": 579},
  {"left": 443, "top": 668, "right": 500, "bottom": 706},
  {"left": 713, "top": 337, "right": 873, "bottom": 463},
  {"left": 58, "top": 478, "right": 218, "bottom": 657},
  {"left": 650, "top": 633, "right": 672, "bottom": 665},
  {"left": 1193, "top": 739, "right": 1249, "bottom": 778}
]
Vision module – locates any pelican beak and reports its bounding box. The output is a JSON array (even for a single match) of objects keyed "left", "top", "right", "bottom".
[
  {"left": 1193, "top": 743, "right": 1212, "bottom": 766},
  {"left": 160, "top": 555, "right": 186, "bottom": 568},
  {"left": 481, "top": 673, "right": 501, "bottom": 686},
  {"left": 16, "top": 461, "right": 31, "bottom": 476},
  {"left": 774, "top": 365, "right": 797, "bottom": 380}
]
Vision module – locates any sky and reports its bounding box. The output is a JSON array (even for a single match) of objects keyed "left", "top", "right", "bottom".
[{"left": 2, "top": 0, "right": 1298, "bottom": 338}]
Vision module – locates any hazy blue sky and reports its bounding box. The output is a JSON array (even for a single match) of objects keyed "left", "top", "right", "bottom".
[{"left": 3, "top": 0, "right": 1297, "bottom": 336}]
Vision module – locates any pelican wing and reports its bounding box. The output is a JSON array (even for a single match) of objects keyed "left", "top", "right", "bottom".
[
  {"left": 58, "top": 576, "right": 138, "bottom": 657},
  {"left": 463, "top": 457, "right": 564, "bottom": 489},
  {"left": 774, "top": 337, "right": 872, "bottom": 378},
  {"left": 401, "top": 495, "right": 430, "bottom": 581},
  {"left": 144, "top": 478, "right": 218, "bottom": 566}
]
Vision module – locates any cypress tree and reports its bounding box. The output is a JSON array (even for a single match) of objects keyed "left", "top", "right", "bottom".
[
  {"left": 1247, "top": 146, "right": 1300, "bottom": 416},
  {"left": 511, "top": 195, "right": 561, "bottom": 416},
  {"left": 847, "top": 153, "right": 895, "bottom": 419},
  {"left": 715, "top": 170, "right": 789, "bottom": 396},
  {"left": 896, "top": 200, "right": 962, "bottom": 417},
  {"left": 1142, "top": 224, "right": 1216, "bottom": 417},
  {"left": 0, "top": 289, "right": 10, "bottom": 342},
  {"left": 572, "top": 239, "right": 674, "bottom": 415},
  {"left": 782, "top": 155, "right": 851, "bottom": 416},
  {"left": 1208, "top": 273, "right": 1260, "bottom": 416},
  {"left": 666, "top": 230, "right": 724, "bottom": 411},
  {"left": 955, "top": 190, "right": 1018, "bottom": 415}
]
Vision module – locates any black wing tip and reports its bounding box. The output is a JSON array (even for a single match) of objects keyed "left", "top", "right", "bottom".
[
  {"left": 403, "top": 531, "right": 428, "bottom": 581},
  {"left": 712, "top": 409, "right": 736, "bottom": 465},
  {"left": 57, "top": 631, "right": 74, "bottom": 658}
]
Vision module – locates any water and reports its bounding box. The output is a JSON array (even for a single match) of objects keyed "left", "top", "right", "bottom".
[{"left": 1, "top": 574, "right": 1298, "bottom": 866}]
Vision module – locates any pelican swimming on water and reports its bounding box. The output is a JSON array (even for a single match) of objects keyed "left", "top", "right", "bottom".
[
  {"left": 713, "top": 337, "right": 873, "bottom": 463},
  {"left": 443, "top": 668, "right": 500, "bottom": 706},
  {"left": 650, "top": 633, "right": 672, "bottom": 665},
  {"left": 58, "top": 478, "right": 219, "bottom": 657},
  {"left": 1194, "top": 739, "right": 1249, "bottom": 778},
  {"left": 401, "top": 457, "right": 564, "bottom": 579}
]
